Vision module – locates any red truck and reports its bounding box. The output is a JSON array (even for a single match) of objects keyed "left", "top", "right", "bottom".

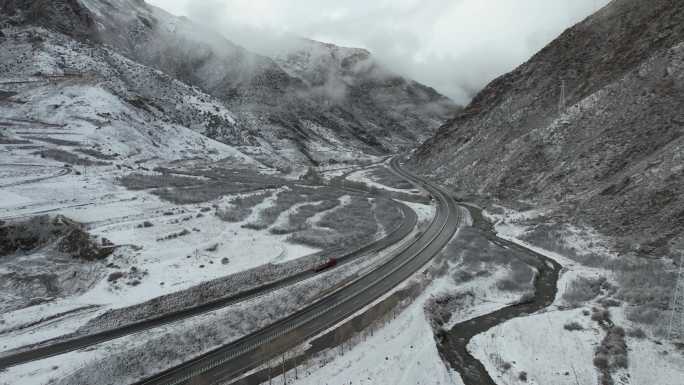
[{"left": 312, "top": 258, "right": 338, "bottom": 272}]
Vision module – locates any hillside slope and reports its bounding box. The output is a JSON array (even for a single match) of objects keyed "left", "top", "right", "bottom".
[
  {"left": 2, "top": 0, "right": 456, "bottom": 169},
  {"left": 0, "top": 23, "right": 252, "bottom": 167},
  {"left": 414, "top": 0, "right": 684, "bottom": 257}
]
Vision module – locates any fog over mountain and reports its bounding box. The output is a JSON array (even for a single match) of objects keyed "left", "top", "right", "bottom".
[
  {"left": 2, "top": 2, "right": 683, "bottom": 385},
  {"left": 149, "top": 0, "right": 611, "bottom": 104}
]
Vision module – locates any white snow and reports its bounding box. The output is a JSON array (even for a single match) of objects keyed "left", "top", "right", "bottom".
[
  {"left": 471, "top": 206, "right": 684, "bottom": 385},
  {"left": 347, "top": 168, "right": 421, "bottom": 195},
  {"left": 0, "top": 191, "right": 32, "bottom": 208},
  {"left": 289, "top": 277, "right": 464, "bottom": 385},
  {"left": 469, "top": 309, "right": 599, "bottom": 385}
]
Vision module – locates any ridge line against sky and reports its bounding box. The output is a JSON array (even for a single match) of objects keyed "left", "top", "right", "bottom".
[{"left": 148, "top": 0, "right": 612, "bottom": 104}]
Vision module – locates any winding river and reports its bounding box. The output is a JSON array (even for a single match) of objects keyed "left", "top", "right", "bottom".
[{"left": 438, "top": 204, "right": 562, "bottom": 385}]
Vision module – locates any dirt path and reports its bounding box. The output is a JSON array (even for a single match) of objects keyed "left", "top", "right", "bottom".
[
  {"left": 437, "top": 204, "right": 562, "bottom": 385},
  {"left": 0, "top": 164, "right": 71, "bottom": 188}
]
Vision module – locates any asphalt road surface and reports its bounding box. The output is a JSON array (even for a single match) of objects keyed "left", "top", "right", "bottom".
[
  {"left": 0, "top": 167, "right": 417, "bottom": 369},
  {"left": 134, "top": 157, "right": 464, "bottom": 385}
]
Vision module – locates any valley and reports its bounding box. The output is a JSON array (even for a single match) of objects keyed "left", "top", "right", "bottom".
[{"left": 1, "top": 1, "right": 683, "bottom": 385}]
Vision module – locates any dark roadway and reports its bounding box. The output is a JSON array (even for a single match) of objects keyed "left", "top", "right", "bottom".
[{"left": 133, "top": 157, "right": 464, "bottom": 385}]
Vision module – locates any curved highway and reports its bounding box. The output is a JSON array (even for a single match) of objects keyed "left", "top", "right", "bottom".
[
  {"left": 134, "top": 157, "right": 463, "bottom": 385},
  {"left": 0, "top": 169, "right": 417, "bottom": 369}
]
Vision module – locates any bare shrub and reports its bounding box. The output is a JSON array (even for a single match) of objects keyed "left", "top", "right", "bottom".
[
  {"left": 0, "top": 136, "right": 31, "bottom": 144},
  {"left": 595, "top": 325, "right": 628, "bottom": 384},
  {"left": 373, "top": 198, "right": 405, "bottom": 233},
  {"left": 564, "top": 321, "right": 584, "bottom": 331},
  {"left": 562, "top": 276, "right": 608, "bottom": 306},
  {"left": 599, "top": 298, "right": 622, "bottom": 308},
  {"left": 57, "top": 227, "right": 114, "bottom": 261},
  {"left": 245, "top": 190, "right": 302, "bottom": 230},
  {"left": 273, "top": 199, "right": 340, "bottom": 234},
  {"left": 626, "top": 327, "right": 646, "bottom": 339},
  {"left": 0, "top": 215, "right": 62, "bottom": 255},
  {"left": 247, "top": 186, "right": 342, "bottom": 231},
  {"left": 119, "top": 173, "right": 204, "bottom": 190},
  {"left": 594, "top": 354, "right": 609, "bottom": 370},
  {"left": 29, "top": 136, "right": 80, "bottom": 146},
  {"left": 315, "top": 196, "right": 378, "bottom": 247},
  {"left": 617, "top": 260, "right": 676, "bottom": 331},
  {"left": 156, "top": 229, "right": 191, "bottom": 242},
  {"left": 592, "top": 307, "right": 612, "bottom": 326},
  {"left": 76, "top": 148, "right": 118, "bottom": 160},
  {"left": 521, "top": 223, "right": 615, "bottom": 268},
  {"left": 288, "top": 196, "right": 378, "bottom": 249},
  {"left": 155, "top": 183, "right": 269, "bottom": 204},
  {"left": 36, "top": 149, "right": 107, "bottom": 166},
  {"left": 216, "top": 191, "right": 272, "bottom": 223},
  {"left": 496, "top": 261, "right": 536, "bottom": 292},
  {"left": 424, "top": 291, "right": 475, "bottom": 329},
  {"left": 108, "top": 272, "right": 124, "bottom": 282}
]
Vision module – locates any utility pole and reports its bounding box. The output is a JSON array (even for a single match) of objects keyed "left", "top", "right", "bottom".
[
  {"left": 667, "top": 254, "right": 684, "bottom": 341},
  {"left": 282, "top": 353, "right": 286, "bottom": 384}
]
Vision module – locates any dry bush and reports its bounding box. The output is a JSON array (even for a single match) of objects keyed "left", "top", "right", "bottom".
[
  {"left": 286, "top": 196, "right": 379, "bottom": 249},
  {"left": 76, "top": 147, "right": 119, "bottom": 160},
  {"left": 564, "top": 321, "right": 584, "bottom": 331},
  {"left": 30, "top": 136, "right": 81, "bottom": 146},
  {"left": 496, "top": 261, "right": 536, "bottom": 292},
  {"left": 626, "top": 327, "right": 646, "bottom": 339},
  {"left": 595, "top": 326, "right": 628, "bottom": 384},
  {"left": 618, "top": 260, "right": 676, "bottom": 332},
  {"left": 246, "top": 186, "right": 342, "bottom": 231},
  {"left": 373, "top": 198, "right": 405, "bottom": 233},
  {"left": 118, "top": 173, "right": 202, "bottom": 190},
  {"left": 0, "top": 136, "right": 31, "bottom": 144},
  {"left": 216, "top": 191, "right": 273, "bottom": 223},
  {"left": 154, "top": 183, "right": 266, "bottom": 204},
  {"left": 36, "top": 149, "right": 108, "bottom": 166},
  {"left": 1, "top": 215, "right": 111, "bottom": 260},
  {"left": 562, "top": 276, "right": 609, "bottom": 306},
  {"left": 270, "top": 199, "right": 340, "bottom": 234},
  {"left": 0, "top": 215, "right": 72, "bottom": 255}
]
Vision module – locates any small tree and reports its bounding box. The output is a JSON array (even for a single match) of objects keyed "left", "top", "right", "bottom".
[{"left": 300, "top": 167, "right": 323, "bottom": 185}]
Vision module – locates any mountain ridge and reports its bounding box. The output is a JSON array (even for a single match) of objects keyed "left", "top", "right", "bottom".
[
  {"left": 413, "top": 0, "right": 684, "bottom": 257},
  {"left": 2, "top": 0, "right": 457, "bottom": 169}
]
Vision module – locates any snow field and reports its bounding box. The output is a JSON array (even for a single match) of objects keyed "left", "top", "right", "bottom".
[
  {"left": 287, "top": 277, "right": 464, "bottom": 385},
  {"left": 473, "top": 208, "right": 684, "bottom": 385}
]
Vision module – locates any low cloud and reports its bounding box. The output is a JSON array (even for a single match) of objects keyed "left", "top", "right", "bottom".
[{"left": 149, "top": 0, "right": 611, "bottom": 104}]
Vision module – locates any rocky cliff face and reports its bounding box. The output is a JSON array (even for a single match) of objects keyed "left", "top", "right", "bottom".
[
  {"left": 414, "top": 0, "right": 684, "bottom": 257},
  {"left": 0, "top": 0, "right": 95, "bottom": 39},
  {"left": 1, "top": 0, "right": 456, "bottom": 169}
]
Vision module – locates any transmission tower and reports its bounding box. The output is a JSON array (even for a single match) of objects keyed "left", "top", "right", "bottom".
[
  {"left": 558, "top": 79, "right": 567, "bottom": 115},
  {"left": 667, "top": 254, "right": 684, "bottom": 341}
]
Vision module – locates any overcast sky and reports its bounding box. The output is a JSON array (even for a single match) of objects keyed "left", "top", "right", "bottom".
[{"left": 147, "top": 0, "right": 611, "bottom": 104}]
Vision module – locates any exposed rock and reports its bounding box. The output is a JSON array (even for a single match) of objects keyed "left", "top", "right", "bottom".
[
  {"left": 414, "top": 0, "right": 684, "bottom": 257},
  {"left": 0, "top": 0, "right": 456, "bottom": 167},
  {"left": 0, "top": 0, "right": 95, "bottom": 39}
]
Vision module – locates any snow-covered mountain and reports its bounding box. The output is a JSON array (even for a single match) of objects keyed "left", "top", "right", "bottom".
[
  {"left": 1, "top": 0, "right": 456, "bottom": 170},
  {"left": 0, "top": 15, "right": 251, "bottom": 167},
  {"left": 413, "top": 0, "right": 684, "bottom": 257}
]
